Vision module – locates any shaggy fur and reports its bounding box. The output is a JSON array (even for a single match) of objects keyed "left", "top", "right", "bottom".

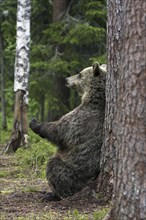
[{"left": 30, "top": 62, "right": 106, "bottom": 199}]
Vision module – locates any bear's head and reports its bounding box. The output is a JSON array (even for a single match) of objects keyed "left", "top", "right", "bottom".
[{"left": 66, "top": 62, "right": 106, "bottom": 104}]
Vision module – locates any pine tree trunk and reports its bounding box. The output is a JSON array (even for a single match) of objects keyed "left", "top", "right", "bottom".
[
  {"left": 108, "top": 1, "right": 146, "bottom": 219},
  {"left": 97, "top": 0, "right": 123, "bottom": 202},
  {"left": 5, "top": 0, "right": 31, "bottom": 153}
]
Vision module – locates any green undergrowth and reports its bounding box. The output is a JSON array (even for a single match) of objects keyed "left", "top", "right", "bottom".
[
  {"left": 0, "top": 169, "right": 20, "bottom": 178},
  {"left": 0, "top": 126, "right": 56, "bottom": 179},
  {"left": 14, "top": 130, "right": 56, "bottom": 178},
  {"left": 0, "top": 119, "right": 13, "bottom": 145}
]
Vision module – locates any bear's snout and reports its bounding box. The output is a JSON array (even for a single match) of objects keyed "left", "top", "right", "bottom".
[
  {"left": 65, "top": 75, "right": 77, "bottom": 88},
  {"left": 65, "top": 77, "right": 70, "bottom": 87}
]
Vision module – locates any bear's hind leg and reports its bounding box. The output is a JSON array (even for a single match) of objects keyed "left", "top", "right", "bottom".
[
  {"left": 41, "top": 192, "right": 60, "bottom": 202},
  {"left": 46, "top": 157, "right": 82, "bottom": 199}
]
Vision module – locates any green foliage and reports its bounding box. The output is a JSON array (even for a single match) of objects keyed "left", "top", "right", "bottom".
[
  {"left": 1, "top": 0, "right": 17, "bottom": 68},
  {"left": 29, "top": 0, "right": 107, "bottom": 119},
  {"left": 85, "top": 1, "right": 107, "bottom": 25},
  {"left": 1, "top": 0, "right": 107, "bottom": 127},
  {"left": 64, "top": 24, "right": 105, "bottom": 46},
  {"left": 0, "top": 115, "right": 13, "bottom": 144}
]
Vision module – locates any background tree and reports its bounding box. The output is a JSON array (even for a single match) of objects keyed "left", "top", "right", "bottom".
[
  {"left": 47, "top": 0, "right": 71, "bottom": 121},
  {"left": 0, "top": 10, "right": 7, "bottom": 130},
  {"left": 53, "top": 0, "right": 70, "bottom": 22},
  {"left": 30, "top": 0, "right": 106, "bottom": 122},
  {"left": 5, "top": 0, "right": 31, "bottom": 153}
]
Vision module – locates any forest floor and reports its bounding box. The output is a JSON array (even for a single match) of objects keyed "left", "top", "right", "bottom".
[{"left": 0, "top": 152, "right": 109, "bottom": 220}]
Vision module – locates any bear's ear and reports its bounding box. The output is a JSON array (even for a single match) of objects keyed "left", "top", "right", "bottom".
[{"left": 92, "top": 62, "right": 100, "bottom": 76}]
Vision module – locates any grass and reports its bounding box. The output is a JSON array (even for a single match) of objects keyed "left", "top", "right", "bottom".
[
  {"left": 14, "top": 130, "right": 56, "bottom": 178},
  {"left": 0, "top": 130, "right": 55, "bottom": 179},
  {"left": 64, "top": 209, "right": 108, "bottom": 220},
  {"left": 0, "top": 169, "right": 20, "bottom": 178},
  {"left": 0, "top": 208, "right": 108, "bottom": 220}
]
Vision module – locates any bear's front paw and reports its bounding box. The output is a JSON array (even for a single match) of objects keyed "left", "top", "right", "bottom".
[
  {"left": 29, "top": 118, "right": 41, "bottom": 134},
  {"left": 29, "top": 118, "right": 37, "bottom": 127}
]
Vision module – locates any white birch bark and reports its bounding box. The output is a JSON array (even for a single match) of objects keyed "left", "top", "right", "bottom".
[
  {"left": 14, "top": 0, "right": 31, "bottom": 105},
  {"left": 5, "top": 0, "right": 31, "bottom": 153}
]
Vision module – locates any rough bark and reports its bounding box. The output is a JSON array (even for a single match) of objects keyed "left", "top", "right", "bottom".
[
  {"left": 21, "top": 92, "right": 29, "bottom": 146},
  {"left": 109, "top": 1, "right": 146, "bottom": 219},
  {"left": 5, "top": 90, "right": 25, "bottom": 153},
  {"left": 5, "top": 0, "right": 31, "bottom": 153},
  {"left": 97, "top": 0, "right": 123, "bottom": 202}
]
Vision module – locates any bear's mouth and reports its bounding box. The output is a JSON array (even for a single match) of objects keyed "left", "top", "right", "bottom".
[
  {"left": 66, "top": 83, "right": 77, "bottom": 90},
  {"left": 65, "top": 78, "right": 77, "bottom": 89}
]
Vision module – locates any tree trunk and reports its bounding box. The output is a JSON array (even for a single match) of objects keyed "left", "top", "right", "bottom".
[
  {"left": 97, "top": 0, "right": 123, "bottom": 202},
  {"left": 48, "top": 0, "right": 70, "bottom": 121},
  {"left": 5, "top": 90, "right": 25, "bottom": 153},
  {"left": 0, "top": 16, "right": 7, "bottom": 130},
  {"left": 108, "top": 1, "right": 146, "bottom": 219},
  {"left": 40, "top": 94, "right": 45, "bottom": 122},
  {"left": 53, "top": 0, "right": 68, "bottom": 22},
  {"left": 21, "top": 92, "right": 29, "bottom": 146},
  {"left": 5, "top": 0, "right": 31, "bottom": 153}
]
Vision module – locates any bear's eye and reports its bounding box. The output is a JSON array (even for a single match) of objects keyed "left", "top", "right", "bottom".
[{"left": 78, "top": 73, "right": 82, "bottom": 78}]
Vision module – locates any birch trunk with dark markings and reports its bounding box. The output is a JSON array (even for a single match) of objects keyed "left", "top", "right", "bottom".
[{"left": 5, "top": 0, "right": 31, "bottom": 153}]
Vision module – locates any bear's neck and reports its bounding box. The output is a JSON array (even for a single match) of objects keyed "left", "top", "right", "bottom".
[{"left": 81, "top": 89, "right": 105, "bottom": 110}]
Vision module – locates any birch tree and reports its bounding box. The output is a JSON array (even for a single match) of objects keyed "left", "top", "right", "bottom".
[{"left": 5, "top": 0, "right": 31, "bottom": 153}]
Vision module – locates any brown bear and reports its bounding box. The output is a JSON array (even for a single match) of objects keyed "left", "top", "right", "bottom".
[{"left": 29, "top": 62, "right": 106, "bottom": 201}]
